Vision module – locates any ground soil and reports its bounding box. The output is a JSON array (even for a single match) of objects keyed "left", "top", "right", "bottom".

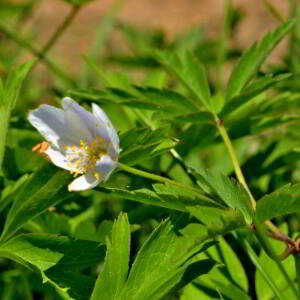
[{"left": 27, "top": 0, "right": 290, "bottom": 74}]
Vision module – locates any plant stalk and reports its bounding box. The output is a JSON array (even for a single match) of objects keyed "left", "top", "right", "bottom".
[
  {"left": 31, "top": 5, "right": 81, "bottom": 71},
  {"left": 255, "top": 221, "right": 300, "bottom": 299},
  {"left": 117, "top": 162, "right": 205, "bottom": 196},
  {"left": 0, "top": 24, "right": 75, "bottom": 86},
  {"left": 295, "top": 254, "right": 300, "bottom": 294},
  {"left": 234, "top": 232, "right": 287, "bottom": 300},
  {"left": 217, "top": 119, "right": 286, "bottom": 237},
  {"left": 217, "top": 121, "right": 256, "bottom": 207}
]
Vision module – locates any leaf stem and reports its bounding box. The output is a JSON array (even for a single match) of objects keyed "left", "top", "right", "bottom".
[
  {"left": 0, "top": 23, "right": 75, "bottom": 86},
  {"left": 295, "top": 254, "right": 300, "bottom": 294},
  {"left": 217, "top": 119, "right": 285, "bottom": 236},
  {"left": 255, "top": 221, "right": 300, "bottom": 299},
  {"left": 117, "top": 162, "right": 204, "bottom": 196},
  {"left": 31, "top": 4, "right": 81, "bottom": 71},
  {"left": 217, "top": 120, "right": 256, "bottom": 208},
  {"left": 234, "top": 232, "right": 287, "bottom": 300}
]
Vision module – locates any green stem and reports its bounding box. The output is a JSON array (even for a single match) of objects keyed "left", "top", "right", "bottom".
[
  {"left": 117, "top": 162, "right": 205, "bottom": 196},
  {"left": 217, "top": 119, "right": 285, "bottom": 236},
  {"left": 234, "top": 232, "right": 287, "bottom": 300},
  {"left": 31, "top": 5, "right": 81, "bottom": 71},
  {"left": 0, "top": 23, "right": 75, "bottom": 86},
  {"left": 255, "top": 222, "right": 300, "bottom": 299},
  {"left": 20, "top": 273, "right": 34, "bottom": 300},
  {"left": 216, "top": 0, "right": 231, "bottom": 91},
  {"left": 217, "top": 122, "right": 256, "bottom": 208},
  {"left": 0, "top": 108, "right": 10, "bottom": 174},
  {"left": 295, "top": 254, "right": 300, "bottom": 294},
  {"left": 264, "top": 0, "right": 286, "bottom": 23}
]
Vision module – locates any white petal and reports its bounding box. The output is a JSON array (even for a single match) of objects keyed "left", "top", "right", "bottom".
[
  {"left": 95, "top": 155, "right": 117, "bottom": 182},
  {"left": 63, "top": 98, "right": 119, "bottom": 155},
  {"left": 68, "top": 173, "right": 101, "bottom": 192},
  {"left": 28, "top": 104, "right": 92, "bottom": 148},
  {"left": 44, "top": 146, "right": 72, "bottom": 171},
  {"left": 92, "top": 103, "right": 120, "bottom": 150}
]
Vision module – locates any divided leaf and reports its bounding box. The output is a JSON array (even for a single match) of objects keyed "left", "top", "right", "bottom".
[
  {"left": 188, "top": 206, "right": 247, "bottom": 239},
  {"left": 119, "top": 126, "right": 178, "bottom": 165},
  {"left": 192, "top": 168, "right": 254, "bottom": 224},
  {"left": 154, "top": 50, "right": 212, "bottom": 111},
  {"left": 0, "top": 233, "right": 105, "bottom": 300},
  {"left": 256, "top": 183, "right": 300, "bottom": 222},
  {"left": 1, "top": 163, "right": 73, "bottom": 242},
  {"left": 91, "top": 213, "right": 130, "bottom": 300},
  {"left": 90, "top": 214, "right": 217, "bottom": 300},
  {"left": 98, "top": 182, "right": 222, "bottom": 213},
  {"left": 226, "top": 20, "right": 295, "bottom": 100},
  {"left": 221, "top": 73, "right": 291, "bottom": 117},
  {"left": 118, "top": 219, "right": 216, "bottom": 300}
]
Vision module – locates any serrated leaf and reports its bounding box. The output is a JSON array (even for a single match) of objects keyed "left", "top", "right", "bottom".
[
  {"left": 154, "top": 50, "right": 212, "bottom": 111},
  {"left": 0, "top": 233, "right": 103, "bottom": 300},
  {"left": 256, "top": 183, "right": 300, "bottom": 222},
  {"left": 187, "top": 206, "right": 247, "bottom": 238},
  {"left": 0, "top": 233, "right": 105, "bottom": 272},
  {"left": 191, "top": 168, "right": 254, "bottom": 224},
  {"left": 221, "top": 73, "right": 291, "bottom": 117},
  {"left": 46, "top": 269, "right": 95, "bottom": 300},
  {"left": 119, "top": 126, "right": 177, "bottom": 165},
  {"left": 206, "top": 237, "right": 248, "bottom": 291},
  {"left": 226, "top": 20, "right": 295, "bottom": 100},
  {"left": 90, "top": 213, "right": 130, "bottom": 300},
  {"left": 153, "top": 111, "right": 215, "bottom": 124},
  {"left": 1, "top": 163, "right": 73, "bottom": 242},
  {"left": 69, "top": 86, "right": 198, "bottom": 116},
  {"left": 98, "top": 181, "right": 222, "bottom": 213},
  {"left": 119, "top": 219, "right": 216, "bottom": 300}
]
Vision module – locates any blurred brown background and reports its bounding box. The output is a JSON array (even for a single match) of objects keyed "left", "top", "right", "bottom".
[{"left": 26, "top": 0, "right": 289, "bottom": 72}]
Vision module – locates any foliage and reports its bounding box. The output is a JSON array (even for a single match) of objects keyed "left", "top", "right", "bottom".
[{"left": 0, "top": 1, "right": 300, "bottom": 299}]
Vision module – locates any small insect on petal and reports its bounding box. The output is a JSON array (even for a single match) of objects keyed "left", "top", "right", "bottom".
[{"left": 32, "top": 141, "right": 52, "bottom": 162}]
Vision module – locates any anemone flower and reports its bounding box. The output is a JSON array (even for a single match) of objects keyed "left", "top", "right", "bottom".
[{"left": 28, "top": 97, "right": 120, "bottom": 191}]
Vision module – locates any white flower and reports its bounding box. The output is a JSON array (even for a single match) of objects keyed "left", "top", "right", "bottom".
[{"left": 28, "top": 97, "right": 120, "bottom": 192}]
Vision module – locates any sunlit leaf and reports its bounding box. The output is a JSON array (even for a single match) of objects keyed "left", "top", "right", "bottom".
[{"left": 226, "top": 20, "right": 295, "bottom": 100}]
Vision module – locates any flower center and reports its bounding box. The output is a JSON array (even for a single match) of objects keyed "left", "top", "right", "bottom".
[{"left": 65, "top": 137, "right": 107, "bottom": 177}]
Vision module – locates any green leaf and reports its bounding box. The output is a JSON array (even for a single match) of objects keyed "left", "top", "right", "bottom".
[
  {"left": 184, "top": 236, "right": 250, "bottom": 300},
  {"left": 45, "top": 269, "right": 95, "bottom": 300},
  {"left": 153, "top": 111, "right": 215, "bottom": 125},
  {"left": 0, "top": 233, "right": 105, "bottom": 272},
  {"left": 0, "top": 61, "right": 32, "bottom": 173},
  {"left": 0, "top": 163, "right": 73, "bottom": 242},
  {"left": 221, "top": 73, "right": 291, "bottom": 117},
  {"left": 0, "top": 233, "right": 104, "bottom": 300},
  {"left": 226, "top": 20, "right": 295, "bottom": 100},
  {"left": 154, "top": 50, "right": 212, "bottom": 111},
  {"left": 256, "top": 183, "right": 300, "bottom": 222},
  {"left": 119, "top": 126, "right": 178, "bottom": 166},
  {"left": 69, "top": 86, "right": 198, "bottom": 115},
  {"left": 119, "top": 219, "right": 216, "bottom": 300},
  {"left": 0, "top": 174, "right": 29, "bottom": 213},
  {"left": 207, "top": 237, "right": 248, "bottom": 291},
  {"left": 90, "top": 213, "right": 130, "bottom": 300},
  {"left": 188, "top": 206, "right": 247, "bottom": 238},
  {"left": 98, "top": 182, "right": 222, "bottom": 213},
  {"left": 256, "top": 224, "right": 297, "bottom": 300},
  {"left": 192, "top": 168, "right": 254, "bottom": 224}
]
